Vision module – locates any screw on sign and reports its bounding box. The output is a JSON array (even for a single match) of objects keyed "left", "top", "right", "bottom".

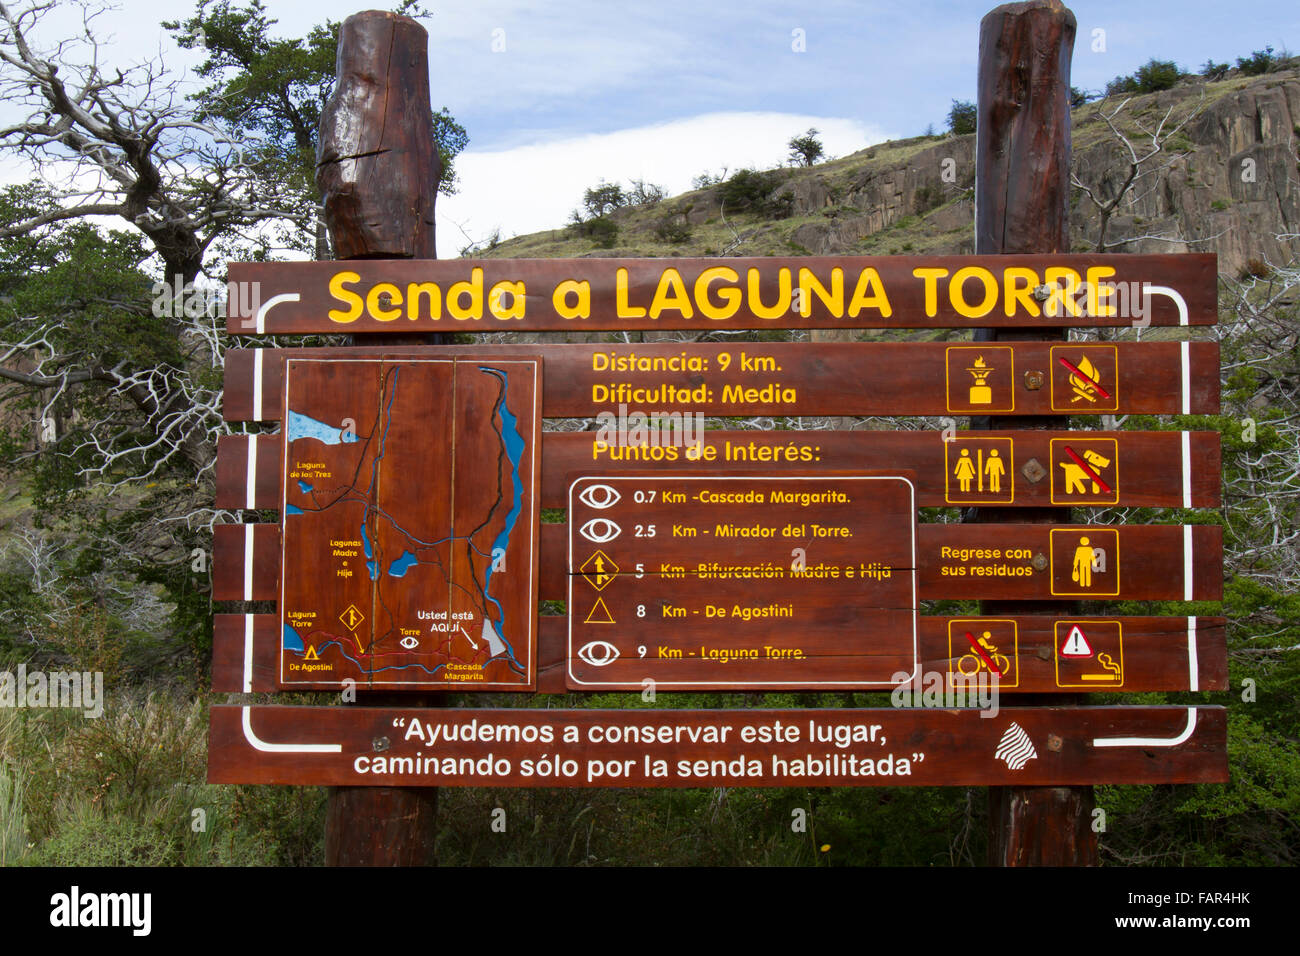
[{"left": 205, "top": 2, "right": 1228, "bottom": 869}]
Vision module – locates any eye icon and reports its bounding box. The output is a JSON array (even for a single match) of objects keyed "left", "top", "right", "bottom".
[
  {"left": 579, "top": 518, "right": 621, "bottom": 543},
  {"left": 399, "top": 635, "right": 419, "bottom": 650},
  {"left": 578, "top": 483, "right": 621, "bottom": 509},
  {"left": 578, "top": 641, "right": 620, "bottom": 667}
]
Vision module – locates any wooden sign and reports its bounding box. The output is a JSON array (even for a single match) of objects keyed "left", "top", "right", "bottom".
[
  {"left": 222, "top": 341, "right": 1221, "bottom": 420},
  {"left": 207, "top": 704, "right": 1228, "bottom": 787},
  {"left": 567, "top": 475, "right": 918, "bottom": 688},
  {"left": 216, "top": 429, "right": 1222, "bottom": 513},
  {"left": 225, "top": 254, "right": 1216, "bottom": 333},
  {"left": 214, "top": 612, "right": 1228, "bottom": 694},
  {"left": 276, "top": 358, "right": 541, "bottom": 689}
]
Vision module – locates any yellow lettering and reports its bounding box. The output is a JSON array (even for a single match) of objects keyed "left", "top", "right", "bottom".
[
  {"left": 1045, "top": 267, "right": 1082, "bottom": 317},
  {"left": 406, "top": 282, "right": 442, "bottom": 320},
  {"left": 448, "top": 267, "right": 484, "bottom": 320},
  {"left": 554, "top": 279, "right": 591, "bottom": 319},
  {"left": 489, "top": 280, "right": 526, "bottom": 319},
  {"left": 327, "top": 271, "right": 363, "bottom": 324},
  {"left": 747, "top": 268, "right": 791, "bottom": 319},
  {"left": 366, "top": 282, "right": 401, "bottom": 322},
  {"left": 913, "top": 267, "right": 949, "bottom": 317},
  {"left": 695, "top": 267, "right": 741, "bottom": 320},
  {"left": 798, "top": 267, "right": 844, "bottom": 318},
  {"left": 616, "top": 268, "right": 646, "bottom": 318},
  {"left": 1086, "top": 265, "right": 1117, "bottom": 316},
  {"left": 1002, "top": 267, "right": 1040, "bottom": 317},
  {"left": 846, "top": 268, "right": 892, "bottom": 317},
  {"left": 649, "top": 268, "right": 693, "bottom": 319},
  {"left": 950, "top": 266, "right": 998, "bottom": 318}
]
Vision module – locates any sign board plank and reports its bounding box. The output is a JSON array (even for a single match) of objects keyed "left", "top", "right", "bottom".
[
  {"left": 211, "top": 613, "right": 1227, "bottom": 695},
  {"left": 215, "top": 434, "right": 281, "bottom": 512},
  {"left": 212, "top": 523, "right": 279, "bottom": 601},
  {"left": 544, "top": 614, "right": 1228, "bottom": 694},
  {"left": 216, "top": 520, "right": 1222, "bottom": 605},
  {"left": 224, "top": 341, "right": 1220, "bottom": 421},
  {"left": 225, "top": 254, "right": 1216, "bottom": 333},
  {"left": 207, "top": 704, "right": 1228, "bottom": 787},
  {"left": 278, "top": 358, "right": 541, "bottom": 690},
  {"left": 212, "top": 613, "right": 279, "bottom": 693},
  {"left": 215, "top": 430, "right": 1222, "bottom": 512},
  {"left": 543, "top": 431, "right": 1219, "bottom": 510}
]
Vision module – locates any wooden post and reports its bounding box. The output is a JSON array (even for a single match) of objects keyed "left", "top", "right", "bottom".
[
  {"left": 317, "top": 11, "right": 438, "bottom": 261},
  {"left": 316, "top": 9, "right": 441, "bottom": 866},
  {"left": 973, "top": 0, "right": 1099, "bottom": 866}
]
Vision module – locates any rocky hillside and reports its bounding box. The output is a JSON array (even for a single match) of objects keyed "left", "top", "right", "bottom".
[{"left": 479, "top": 65, "right": 1300, "bottom": 278}]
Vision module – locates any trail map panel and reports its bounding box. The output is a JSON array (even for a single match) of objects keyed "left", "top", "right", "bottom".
[
  {"left": 280, "top": 358, "right": 540, "bottom": 689},
  {"left": 567, "top": 475, "right": 918, "bottom": 689}
]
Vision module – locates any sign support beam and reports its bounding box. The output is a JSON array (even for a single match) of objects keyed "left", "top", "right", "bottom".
[
  {"left": 316, "top": 9, "right": 441, "bottom": 868},
  {"left": 974, "top": 0, "right": 1098, "bottom": 867}
]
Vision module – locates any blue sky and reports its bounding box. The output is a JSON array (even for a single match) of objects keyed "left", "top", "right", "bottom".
[{"left": 5, "top": 0, "right": 1298, "bottom": 250}]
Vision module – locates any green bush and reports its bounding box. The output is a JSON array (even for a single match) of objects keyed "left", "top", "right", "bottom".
[
  {"left": 1107, "top": 58, "right": 1183, "bottom": 95},
  {"left": 653, "top": 215, "right": 692, "bottom": 244},
  {"left": 947, "top": 99, "right": 976, "bottom": 135},
  {"left": 718, "top": 169, "right": 793, "bottom": 218},
  {"left": 567, "top": 214, "right": 620, "bottom": 248},
  {"left": 582, "top": 181, "right": 627, "bottom": 218},
  {"left": 1237, "top": 46, "right": 1276, "bottom": 76},
  {"left": 1201, "top": 59, "right": 1230, "bottom": 81}
]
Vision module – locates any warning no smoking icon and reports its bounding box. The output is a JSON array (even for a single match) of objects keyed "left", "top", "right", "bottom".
[{"left": 1054, "top": 620, "right": 1124, "bottom": 688}]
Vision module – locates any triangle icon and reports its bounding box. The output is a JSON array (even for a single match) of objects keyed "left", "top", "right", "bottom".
[
  {"left": 1061, "top": 626, "right": 1092, "bottom": 658},
  {"left": 303, "top": 644, "right": 319, "bottom": 661},
  {"left": 584, "top": 596, "right": 615, "bottom": 624}
]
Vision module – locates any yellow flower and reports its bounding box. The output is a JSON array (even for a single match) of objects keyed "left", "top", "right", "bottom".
[{"left": 820, "top": 844, "right": 831, "bottom": 852}]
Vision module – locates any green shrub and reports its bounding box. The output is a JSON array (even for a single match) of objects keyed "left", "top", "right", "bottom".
[
  {"left": 1236, "top": 47, "right": 1276, "bottom": 76},
  {"left": 1107, "top": 58, "right": 1183, "bottom": 96},
  {"left": 947, "top": 99, "right": 976, "bottom": 135},
  {"left": 29, "top": 800, "right": 179, "bottom": 866},
  {"left": 568, "top": 214, "right": 620, "bottom": 248},
  {"left": 718, "top": 169, "right": 793, "bottom": 218},
  {"left": 653, "top": 215, "right": 692, "bottom": 244},
  {"left": 582, "top": 181, "right": 627, "bottom": 217},
  {"left": 1135, "top": 58, "right": 1182, "bottom": 91},
  {"left": 1201, "top": 59, "right": 1230, "bottom": 81}
]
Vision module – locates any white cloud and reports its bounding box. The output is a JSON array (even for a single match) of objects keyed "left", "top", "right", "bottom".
[{"left": 437, "top": 111, "right": 891, "bottom": 253}]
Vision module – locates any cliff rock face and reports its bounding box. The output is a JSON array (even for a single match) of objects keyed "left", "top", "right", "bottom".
[{"left": 770, "top": 72, "right": 1300, "bottom": 276}]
